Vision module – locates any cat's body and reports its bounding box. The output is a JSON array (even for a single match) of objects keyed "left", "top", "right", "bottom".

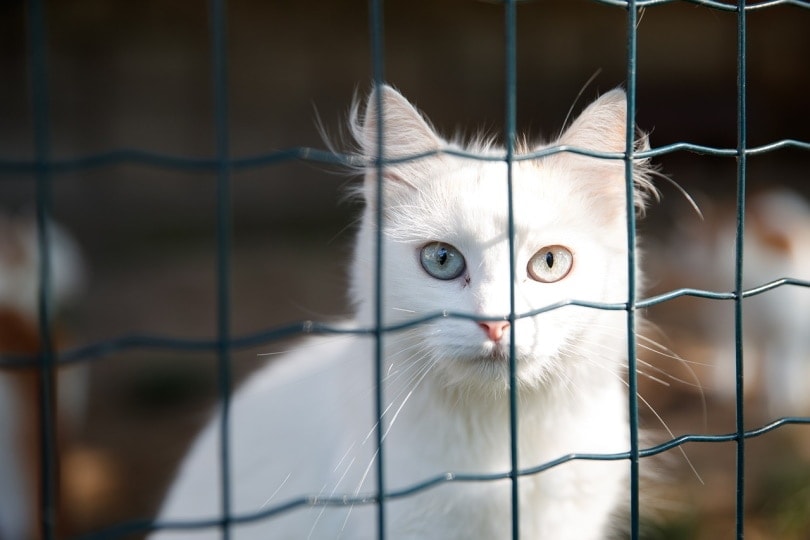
[{"left": 154, "top": 86, "right": 656, "bottom": 539}]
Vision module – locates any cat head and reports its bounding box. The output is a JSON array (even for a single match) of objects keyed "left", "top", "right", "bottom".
[{"left": 347, "top": 85, "right": 657, "bottom": 395}]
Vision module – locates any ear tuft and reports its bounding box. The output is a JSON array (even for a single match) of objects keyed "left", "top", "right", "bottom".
[
  {"left": 559, "top": 88, "right": 628, "bottom": 154},
  {"left": 348, "top": 85, "right": 445, "bottom": 204},
  {"left": 557, "top": 88, "right": 660, "bottom": 216},
  {"left": 351, "top": 84, "right": 442, "bottom": 160}
]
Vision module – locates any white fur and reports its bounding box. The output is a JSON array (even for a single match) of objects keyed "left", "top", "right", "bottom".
[
  {"left": 154, "top": 86, "right": 655, "bottom": 539},
  {"left": 0, "top": 215, "right": 85, "bottom": 321},
  {"left": 0, "top": 215, "right": 87, "bottom": 540}
]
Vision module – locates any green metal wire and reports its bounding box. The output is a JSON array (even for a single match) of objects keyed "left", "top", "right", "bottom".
[
  {"left": 2, "top": 139, "right": 810, "bottom": 176},
  {"left": 734, "top": 0, "right": 748, "bottom": 537},
  {"left": 209, "top": 0, "right": 234, "bottom": 538},
  {"left": 623, "top": 0, "right": 642, "bottom": 535},
  {"left": 68, "top": 415, "right": 810, "bottom": 540},
  {"left": 503, "top": 0, "right": 521, "bottom": 538},
  {"left": 3, "top": 277, "right": 807, "bottom": 372},
  {"left": 368, "top": 0, "right": 388, "bottom": 535},
  {"left": 26, "top": 0, "right": 58, "bottom": 538}
]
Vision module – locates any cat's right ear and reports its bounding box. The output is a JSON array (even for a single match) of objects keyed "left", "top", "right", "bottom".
[{"left": 351, "top": 84, "right": 443, "bottom": 192}]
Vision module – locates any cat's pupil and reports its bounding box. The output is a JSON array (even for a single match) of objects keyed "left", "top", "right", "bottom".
[
  {"left": 437, "top": 247, "right": 448, "bottom": 266},
  {"left": 545, "top": 251, "right": 554, "bottom": 268}
]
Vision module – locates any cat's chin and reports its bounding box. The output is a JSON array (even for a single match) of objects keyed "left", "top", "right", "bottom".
[
  {"left": 437, "top": 344, "right": 552, "bottom": 395},
  {"left": 480, "top": 343, "right": 512, "bottom": 362},
  {"left": 450, "top": 340, "right": 513, "bottom": 365}
]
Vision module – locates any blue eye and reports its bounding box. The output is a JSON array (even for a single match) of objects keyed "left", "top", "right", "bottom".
[{"left": 420, "top": 242, "right": 466, "bottom": 280}]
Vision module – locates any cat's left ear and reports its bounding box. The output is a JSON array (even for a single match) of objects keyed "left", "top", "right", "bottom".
[
  {"left": 557, "top": 88, "right": 657, "bottom": 215},
  {"left": 352, "top": 84, "right": 444, "bottom": 192},
  {"left": 558, "top": 88, "right": 628, "bottom": 154}
]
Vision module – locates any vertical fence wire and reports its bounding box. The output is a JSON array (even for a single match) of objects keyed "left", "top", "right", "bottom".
[
  {"left": 26, "top": 0, "right": 58, "bottom": 538},
  {"left": 623, "top": 2, "right": 642, "bottom": 539},
  {"left": 734, "top": 1, "right": 748, "bottom": 538},
  {"left": 368, "top": 0, "right": 387, "bottom": 537},
  {"left": 502, "top": 1, "right": 521, "bottom": 539},
  {"left": 208, "top": 0, "right": 234, "bottom": 538}
]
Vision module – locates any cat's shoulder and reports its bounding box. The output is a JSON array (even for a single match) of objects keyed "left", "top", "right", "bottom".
[{"left": 237, "top": 325, "right": 370, "bottom": 398}]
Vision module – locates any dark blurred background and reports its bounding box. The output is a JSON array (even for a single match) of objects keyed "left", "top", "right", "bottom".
[{"left": 1, "top": 1, "right": 809, "bottom": 538}]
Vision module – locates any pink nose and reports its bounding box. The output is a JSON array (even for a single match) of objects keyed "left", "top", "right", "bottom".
[{"left": 478, "top": 321, "right": 510, "bottom": 342}]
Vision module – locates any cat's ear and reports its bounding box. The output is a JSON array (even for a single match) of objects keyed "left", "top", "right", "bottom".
[
  {"left": 359, "top": 85, "right": 442, "bottom": 157},
  {"left": 557, "top": 88, "right": 658, "bottom": 216},
  {"left": 351, "top": 84, "right": 443, "bottom": 193},
  {"left": 558, "top": 88, "right": 628, "bottom": 153}
]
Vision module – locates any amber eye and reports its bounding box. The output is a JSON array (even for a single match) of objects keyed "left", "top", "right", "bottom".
[
  {"left": 527, "top": 245, "right": 573, "bottom": 283},
  {"left": 420, "top": 242, "right": 466, "bottom": 280}
]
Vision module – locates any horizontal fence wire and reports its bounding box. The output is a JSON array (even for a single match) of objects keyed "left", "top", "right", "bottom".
[
  {"left": 2, "top": 279, "right": 810, "bottom": 371},
  {"left": 65, "top": 417, "right": 810, "bottom": 540},
  {"left": 3, "top": 139, "right": 810, "bottom": 175},
  {"left": 0, "top": 0, "right": 808, "bottom": 539}
]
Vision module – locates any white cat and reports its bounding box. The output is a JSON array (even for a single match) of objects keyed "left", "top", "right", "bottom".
[{"left": 153, "top": 85, "right": 657, "bottom": 539}]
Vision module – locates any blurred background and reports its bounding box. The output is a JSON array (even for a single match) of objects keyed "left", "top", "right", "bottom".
[{"left": 1, "top": 0, "right": 809, "bottom": 538}]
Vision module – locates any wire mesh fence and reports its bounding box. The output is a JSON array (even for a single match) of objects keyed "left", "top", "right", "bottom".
[{"left": 1, "top": 0, "right": 810, "bottom": 539}]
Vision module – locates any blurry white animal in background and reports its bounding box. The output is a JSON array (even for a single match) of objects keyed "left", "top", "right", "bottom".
[
  {"left": 0, "top": 214, "right": 85, "bottom": 320},
  {"left": 674, "top": 189, "right": 810, "bottom": 417},
  {"left": 0, "top": 213, "right": 86, "bottom": 540}
]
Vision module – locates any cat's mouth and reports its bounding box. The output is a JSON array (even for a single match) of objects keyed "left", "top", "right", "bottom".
[
  {"left": 486, "top": 347, "right": 508, "bottom": 361},
  {"left": 449, "top": 345, "right": 530, "bottom": 391},
  {"left": 452, "top": 342, "right": 513, "bottom": 366},
  {"left": 433, "top": 329, "right": 524, "bottom": 371},
  {"left": 479, "top": 342, "right": 513, "bottom": 363}
]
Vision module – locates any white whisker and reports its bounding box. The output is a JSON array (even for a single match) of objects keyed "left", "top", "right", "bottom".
[
  {"left": 557, "top": 326, "right": 705, "bottom": 484},
  {"left": 259, "top": 472, "right": 292, "bottom": 510},
  {"left": 635, "top": 392, "right": 705, "bottom": 485},
  {"left": 257, "top": 332, "right": 353, "bottom": 358},
  {"left": 382, "top": 358, "right": 437, "bottom": 442},
  {"left": 636, "top": 369, "right": 671, "bottom": 387}
]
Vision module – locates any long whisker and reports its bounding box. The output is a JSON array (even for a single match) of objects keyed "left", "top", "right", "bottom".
[
  {"left": 648, "top": 167, "right": 704, "bottom": 221},
  {"left": 311, "top": 454, "right": 357, "bottom": 539},
  {"left": 382, "top": 357, "right": 437, "bottom": 442},
  {"left": 636, "top": 333, "right": 708, "bottom": 430},
  {"left": 635, "top": 353, "right": 697, "bottom": 388},
  {"left": 636, "top": 333, "right": 712, "bottom": 367},
  {"left": 257, "top": 332, "right": 353, "bottom": 358},
  {"left": 560, "top": 334, "right": 705, "bottom": 484},
  {"left": 635, "top": 367, "right": 671, "bottom": 387},
  {"left": 563, "top": 318, "right": 708, "bottom": 405},
  {"left": 559, "top": 68, "right": 603, "bottom": 139},
  {"left": 259, "top": 472, "right": 292, "bottom": 510},
  {"left": 285, "top": 330, "right": 430, "bottom": 535},
  {"left": 635, "top": 391, "right": 705, "bottom": 485}
]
